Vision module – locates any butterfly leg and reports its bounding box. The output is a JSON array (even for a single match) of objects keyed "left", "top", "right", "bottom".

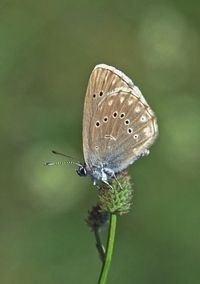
[
  {"left": 103, "top": 180, "right": 113, "bottom": 190},
  {"left": 113, "top": 174, "right": 123, "bottom": 189}
]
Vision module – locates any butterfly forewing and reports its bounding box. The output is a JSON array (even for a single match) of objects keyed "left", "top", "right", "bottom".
[{"left": 83, "top": 64, "right": 135, "bottom": 167}]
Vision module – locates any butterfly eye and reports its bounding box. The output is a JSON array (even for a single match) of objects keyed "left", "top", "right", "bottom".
[
  {"left": 93, "top": 94, "right": 96, "bottom": 98},
  {"left": 99, "top": 91, "right": 103, "bottom": 97},
  {"left": 76, "top": 166, "right": 87, "bottom": 176}
]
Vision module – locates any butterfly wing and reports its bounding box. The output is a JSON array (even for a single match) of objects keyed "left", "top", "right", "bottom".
[
  {"left": 82, "top": 64, "right": 158, "bottom": 173},
  {"left": 82, "top": 64, "right": 135, "bottom": 168},
  {"left": 92, "top": 87, "right": 157, "bottom": 172}
]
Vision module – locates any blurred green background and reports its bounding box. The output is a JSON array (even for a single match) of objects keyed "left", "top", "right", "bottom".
[{"left": 1, "top": 0, "right": 200, "bottom": 283}]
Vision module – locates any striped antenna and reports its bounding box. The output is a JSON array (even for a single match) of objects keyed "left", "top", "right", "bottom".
[{"left": 44, "top": 150, "right": 82, "bottom": 167}]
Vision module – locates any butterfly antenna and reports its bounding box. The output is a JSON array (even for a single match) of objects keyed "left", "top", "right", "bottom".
[
  {"left": 44, "top": 150, "right": 82, "bottom": 167},
  {"left": 52, "top": 150, "right": 76, "bottom": 160},
  {"left": 44, "top": 161, "right": 79, "bottom": 166}
]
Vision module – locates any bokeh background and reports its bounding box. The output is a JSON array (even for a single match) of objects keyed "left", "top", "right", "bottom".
[{"left": 1, "top": 1, "right": 200, "bottom": 283}]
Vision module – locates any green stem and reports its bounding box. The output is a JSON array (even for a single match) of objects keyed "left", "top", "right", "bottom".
[{"left": 98, "top": 213, "right": 117, "bottom": 284}]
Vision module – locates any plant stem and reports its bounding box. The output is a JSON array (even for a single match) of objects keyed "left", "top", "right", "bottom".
[{"left": 98, "top": 213, "right": 117, "bottom": 284}]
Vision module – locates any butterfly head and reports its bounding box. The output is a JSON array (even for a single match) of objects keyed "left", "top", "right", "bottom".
[{"left": 76, "top": 163, "right": 88, "bottom": 177}]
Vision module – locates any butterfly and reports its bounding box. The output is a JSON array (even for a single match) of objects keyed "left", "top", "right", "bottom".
[{"left": 76, "top": 64, "right": 158, "bottom": 186}]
